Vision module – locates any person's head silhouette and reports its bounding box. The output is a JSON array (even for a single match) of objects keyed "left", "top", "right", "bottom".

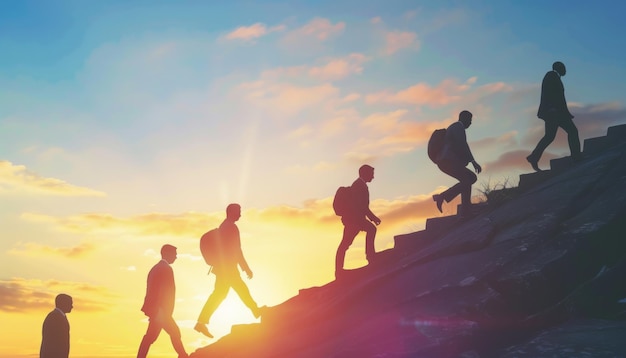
[
  {"left": 55, "top": 293, "right": 73, "bottom": 314},
  {"left": 552, "top": 61, "right": 566, "bottom": 76},
  {"left": 226, "top": 203, "right": 242, "bottom": 222},
  {"left": 161, "top": 244, "right": 178, "bottom": 264},
  {"left": 459, "top": 110, "right": 473, "bottom": 129},
  {"left": 359, "top": 164, "right": 375, "bottom": 183}
]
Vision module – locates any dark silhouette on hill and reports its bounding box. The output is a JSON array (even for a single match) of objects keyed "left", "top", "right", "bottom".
[
  {"left": 195, "top": 204, "right": 264, "bottom": 339},
  {"left": 138, "top": 244, "right": 188, "bottom": 358},
  {"left": 527, "top": 61, "right": 580, "bottom": 172},
  {"left": 189, "top": 123, "right": 626, "bottom": 358},
  {"left": 432, "top": 110, "right": 482, "bottom": 217},
  {"left": 40, "top": 293, "right": 73, "bottom": 358},
  {"left": 335, "top": 164, "right": 382, "bottom": 280}
]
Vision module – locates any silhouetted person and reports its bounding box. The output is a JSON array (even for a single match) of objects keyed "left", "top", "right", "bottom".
[
  {"left": 40, "top": 293, "right": 73, "bottom": 358},
  {"left": 527, "top": 61, "right": 580, "bottom": 171},
  {"left": 432, "top": 110, "right": 482, "bottom": 217},
  {"left": 335, "top": 164, "right": 381, "bottom": 279},
  {"left": 194, "top": 203, "right": 263, "bottom": 338},
  {"left": 138, "top": 244, "right": 188, "bottom": 358}
]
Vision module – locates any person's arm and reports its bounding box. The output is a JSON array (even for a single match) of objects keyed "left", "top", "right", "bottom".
[
  {"left": 362, "top": 183, "right": 381, "bottom": 225},
  {"left": 449, "top": 123, "right": 474, "bottom": 165},
  {"left": 232, "top": 226, "right": 253, "bottom": 279},
  {"left": 366, "top": 208, "right": 381, "bottom": 225}
]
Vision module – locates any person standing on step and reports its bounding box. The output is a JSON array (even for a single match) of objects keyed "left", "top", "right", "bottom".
[
  {"left": 527, "top": 61, "right": 580, "bottom": 172},
  {"left": 194, "top": 203, "right": 264, "bottom": 338},
  {"left": 432, "top": 110, "right": 482, "bottom": 217},
  {"left": 335, "top": 164, "right": 381, "bottom": 279}
]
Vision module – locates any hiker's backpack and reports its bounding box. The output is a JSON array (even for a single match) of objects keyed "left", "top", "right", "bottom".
[
  {"left": 200, "top": 228, "right": 221, "bottom": 266},
  {"left": 427, "top": 128, "right": 447, "bottom": 163},
  {"left": 333, "top": 186, "right": 353, "bottom": 216}
]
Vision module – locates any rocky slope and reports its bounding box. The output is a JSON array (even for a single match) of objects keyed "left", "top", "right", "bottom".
[{"left": 191, "top": 124, "right": 626, "bottom": 358}]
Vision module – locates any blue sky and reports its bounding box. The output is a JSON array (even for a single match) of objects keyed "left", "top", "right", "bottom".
[{"left": 1, "top": 1, "right": 626, "bottom": 356}]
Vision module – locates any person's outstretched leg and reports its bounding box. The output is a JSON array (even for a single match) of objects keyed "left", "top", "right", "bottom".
[
  {"left": 458, "top": 167, "right": 477, "bottom": 216},
  {"left": 438, "top": 163, "right": 476, "bottom": 206},
  {"left": 335, "top": 223, "right": 359, "bottom": 276},
  {"left": 137, "top": 318, "right": 162, "bottom": 358},
  {"left": 195, "top": 275, "right": 229, "bottom": 337},
  {"left": 162, "top": 316, "right": 188, "bottom": 358},
  {"left": 230, "top": 274, "right": 262, "bottom": 318},
  {"left": 362, "top": 220, "right": 377, "bottom": 263},
  {"left": 528, "top": 120, "right": 558, "bottom": 170},
  {"left": 560, "top": 117, "right": 580, "bottom": 159}
]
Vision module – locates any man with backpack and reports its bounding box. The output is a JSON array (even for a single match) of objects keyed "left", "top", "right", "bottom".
[
  {"left": 194, "top": 203, "right": 263, "bottom": 338},
  {"left": 432, "top": 110, "right": 482, "bottom": 217},
  {"left": 335, "top": 164, "right": 381, "bottom": 279}
]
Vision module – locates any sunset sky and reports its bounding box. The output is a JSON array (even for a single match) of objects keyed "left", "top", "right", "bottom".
[{"left": 2, "top": 1, "right": 626, "bottom": 357}]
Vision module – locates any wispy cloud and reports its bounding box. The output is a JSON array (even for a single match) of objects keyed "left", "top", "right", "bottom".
[
  {"left": 383, "top": 30, "right": 419, "bottom": 55},
  {"left": 261, "top": 54, "right": 369, "bottom": 81},
  {"left": 20, "top": 211, "right": 220, "bottom": 237},
  {"left": 224, "top": 23, "right": 286, "bottom": 41},
  {"left": 348, "top": 110, "right": 450, "bottom": 159},
  {"left": 0, "top": 161, "right": 106, "bottom": 197},
  {"left": 366, "top": 77, "right": 476, "bottom": 107},
  {"left": 0, "top": 278, "right": 113, "bottom": 313},
  {"left": 287, "top": 17, "right": 345, "bottom": 41},
  {"left": 472, "top": 131, "right": 519, "bottom": 150},
  {"left": 483, "top": 150, "right": 559, "bottom": 172},
  {"left": 8, "top": 242, "right": 95, "bottom": 258},
  {"left": 281, "top": 17, "right": 345, "bottom": 49},
  {"left": 236, "top": 80, "right": 340, "bottom": 117}
]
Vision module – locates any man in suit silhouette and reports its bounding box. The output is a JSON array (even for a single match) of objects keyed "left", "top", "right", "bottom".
[
  {"left": 40, "top": 293, "right": 73, "bottom": 358},
  {"left": 527, "top": 61, "right": 580, "bottom": 171},
  {"left": 432, "top": 110, "right": 482, "bottom": 217},
  {"left": 335, "top": 164, "right": 382, "bottom": 279},
  {"left": 137, "top": 244, "right": 188, "bottom": 358},
  {"left": 194, "top": 203, "right": 263, "bottom": 338}
]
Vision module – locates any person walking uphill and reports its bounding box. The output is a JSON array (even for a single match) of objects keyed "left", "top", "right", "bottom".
[
  {"left": 432, "top": 110, "right": 482, "bottom": 217},
  {"left": 137, "top": 244, "right": 188, "bottom": 358},
  {"left": 335, "top": 164, "right": 381, "bottom": 279},
  {"left": 194, "top": 203, "right": 263, "bottom": 339},
  {"left": 527, "top": 61, "right": 580, "bottom": 171}
]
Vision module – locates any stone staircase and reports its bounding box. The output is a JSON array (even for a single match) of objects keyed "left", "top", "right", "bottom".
[{"left": 394, "top": 123, "right": 626, "bottom": 253}]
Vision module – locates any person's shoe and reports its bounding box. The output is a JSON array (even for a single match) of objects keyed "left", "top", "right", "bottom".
[
  {"left": 252, "top": 305, "right": 267, "bottom": 319},
  {"left": 366, "top": 253, "right": 377, "bottom": 265},
  {"left": 432, "top": 194, "right": 444, "bottom": 213},
  {"left": 194, "top": 322, "right": 213, "bottom": 338},
  {"left": 526, "top": 155, "right": 542, "bottom": 172}
]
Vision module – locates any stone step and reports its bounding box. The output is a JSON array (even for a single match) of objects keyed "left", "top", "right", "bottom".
[
  {"left": 550, "top": 155, "right": 580, "bottom": 172},
  {"left": 518, "top": 170, "right": 555, "bottom": 191},
  {"left": 425, "top": 215, "right": 462, "bottom": 233},
  {"left": 394, "top": 230, "right": 437, "bottom": 255},
  {"left": 583, "top": 136, "right": 611, "bottom": 156},
  {"left": 456, "top": 201, "right": 489, "bottom": 214},
  {"left": 607, "top": 123, "right": 626, "bottom": 141}
]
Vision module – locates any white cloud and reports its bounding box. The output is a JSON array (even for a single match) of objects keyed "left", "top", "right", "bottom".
[{"left": 0, "top": 160, "right": 106, "bottom": 197}]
